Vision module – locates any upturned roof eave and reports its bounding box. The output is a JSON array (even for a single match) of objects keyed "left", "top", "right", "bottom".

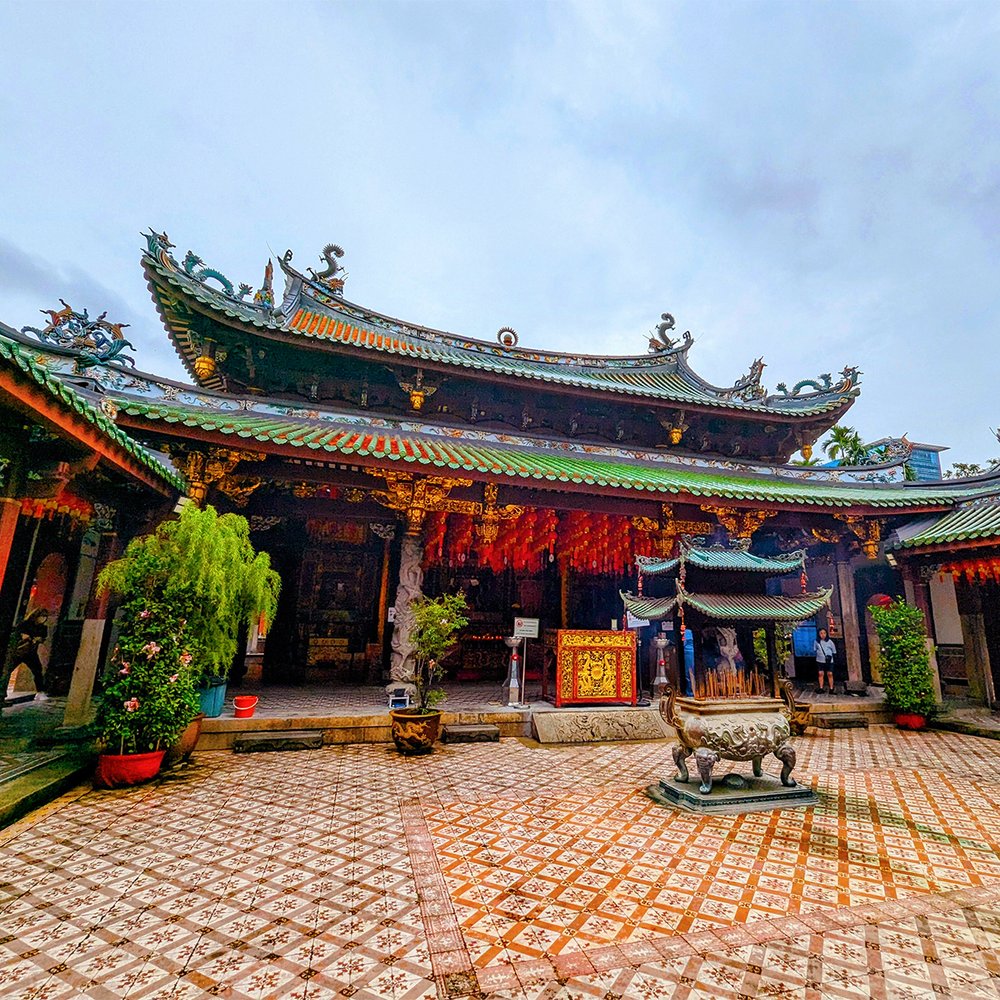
[{"left": 143, "top": 254, "right": 857, "bottom": 420}]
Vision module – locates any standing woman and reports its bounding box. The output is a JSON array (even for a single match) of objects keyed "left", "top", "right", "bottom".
[{"left": 814, "top": 627, "right": 837, "bottom": 694}]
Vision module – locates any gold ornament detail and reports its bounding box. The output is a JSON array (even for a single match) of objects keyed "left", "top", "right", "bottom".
[
  {"left": 809, "top": 527, "right": 841, "bottom": 544},
  {"left": 365, "top": 470, "right": 476, "bottom": 535},
  {"left": 631, "top": 503, "right": 712, "bottom": 554},
  {"left": 801, "top": 443, "right": 813, "bottom": 461},
  {"left": 833, "top": 514, "right": 884, "bottom": 560},
  {"left": 217, "top": 475, "right": 263, "bottom": 507},
  {"left": 702, "top": 504, "right": 777, "bottom": 539},
  {"left": 395, "top": 369, "right": 438, "bottom": 412},
  {"left": 658, "top": 411, "right": 690, "bottom": 446},
  {"left": 193, "top": 353, "right": 216, "bottom": 381},
  {"left": 476, "top": 483, "right": 523, "bottom": 543},
  {"left": 168, "top": 447, "right": 264, "bottom": 506}
]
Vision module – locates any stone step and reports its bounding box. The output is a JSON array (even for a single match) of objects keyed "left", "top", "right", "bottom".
[
  {"left": 441, "top": 724, "right": 500, "bottom": 744},
  {"left": 813, "top": 712, "right": 869, "bottom": 729},
  {"left": 233, "top": 731, "right": 324, "bottom": 753}
]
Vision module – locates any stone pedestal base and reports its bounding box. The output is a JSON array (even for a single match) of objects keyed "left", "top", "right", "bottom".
[
  {"left": 645, "top": 775, "right": 818, "bottom": 815},
  {"left": 533, "top": 708, "right": 671, "bottom": 744}
]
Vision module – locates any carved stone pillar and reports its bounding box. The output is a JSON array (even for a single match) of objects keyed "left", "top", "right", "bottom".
[
  {"left": 835, "top": 560, "right": 864, "bottom": 685},
  {"left": 389, "top": 532, "right": 424, "bottom": 682}
]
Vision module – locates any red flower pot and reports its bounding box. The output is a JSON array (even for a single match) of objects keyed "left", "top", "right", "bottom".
[
  {"left": 894, "top": 712, "right": 927, "bottom": 731},
  {"left": 233, "top": 695, "right": 258, "bottom": 718},
  {"left": 94, "top": 750, "right": 166, "bottom": 789}
]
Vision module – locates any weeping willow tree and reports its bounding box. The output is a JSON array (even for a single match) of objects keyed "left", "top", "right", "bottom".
[{"left": 99, "top": 504, "right": 281, "bottom": 684}]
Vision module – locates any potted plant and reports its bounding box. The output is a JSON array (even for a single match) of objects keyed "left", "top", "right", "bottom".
[
  {"left": 869, "top": 598, "right": 937, "bottom": 729},
  {"left": 93, "top": 594, "right": 200, "bottom": 787},
  {"left": 389, "top": 593, "right": 468, "bottom": 754},
  {"left": 99, "top": 503, "right": 280, "bottom": 720}
]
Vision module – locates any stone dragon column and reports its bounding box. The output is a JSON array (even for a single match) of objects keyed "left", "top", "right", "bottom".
[{"left": 389, "top": 517, "right": 425, "bottom": 682}]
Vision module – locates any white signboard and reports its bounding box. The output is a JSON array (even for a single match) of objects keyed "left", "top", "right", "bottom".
[
  {"left": 626, "top": 611, "right": 649, "bottom": 629},
  {"left": 513, "top": 616, "right": 540, "bottom": 639},
  {"left": 387, "top": 607, "right": 396, "bottom": 624}
]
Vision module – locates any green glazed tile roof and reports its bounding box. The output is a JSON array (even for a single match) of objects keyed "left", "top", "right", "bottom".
[
  {"left": 634, "top": 556, "right": 681, "bottom": 576},
  {"left": 677, "top": 585, "right": 833, "bottom": 622},
  {"left": 0, "top": 334, "right": 186, "bottom": 493},
  {"left": 684, "top": 546, "right": 806, "bottom": 573},
  {"left": 144, "top": 244, "right": 858, "bottom": 417},
  {"left": 620, "top": 593, "right": 679, "bottom": 620},
  {"left": 637, "top": 545, "right": 807, "bottom": 575},
  {"left": 893, "top": 498, "right": 1000, "bottom": 550},
  {"left": 110, "top": 395, "right": 997, "bottom": 511}
]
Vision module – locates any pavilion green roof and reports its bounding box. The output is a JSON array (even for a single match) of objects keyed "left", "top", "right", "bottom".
[
  {"left": 891, "top": 497, "right": 1000, "bottom": 551},
  {"left": 142, "top": 232, "right": 861, "bottom": 418},
  {"left": 620, "top": 593, "right": 679, "bottom": 620},
  {"left": 110, "top": 395, "right": 998, "bottom": 511},
  {"left": 677, "top": 585, "right": 833, "bottom": 622},
  {"left": 0, "top": 332, "right": 186, "bottom": 493},
  {"left": 620, "top": 587, "right": 832, "bottom": 622},
  {"left": 636, "top": 545, "right": 806, "bottom": 575}
]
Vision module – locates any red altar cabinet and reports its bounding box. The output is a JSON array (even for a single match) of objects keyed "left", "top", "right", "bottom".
[{"left": 553, "top": 630, "right": 637, "bottom": 707}]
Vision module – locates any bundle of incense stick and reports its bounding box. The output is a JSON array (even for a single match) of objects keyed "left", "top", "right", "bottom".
[{"left": 696, "top": 668, "right": 767, "bottom": 699}]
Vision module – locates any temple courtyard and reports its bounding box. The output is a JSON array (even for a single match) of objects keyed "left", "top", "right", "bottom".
[{"left": 4, "top": 729, "right": 1000, "bottom": 998}]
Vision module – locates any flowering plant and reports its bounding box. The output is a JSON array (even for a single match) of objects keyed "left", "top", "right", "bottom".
[
  {"left": 94, "top": 597, "right": 199, "bottom": 755},
  {"left": 869, "top": 599, "right": 937, "bottom": 717},
  {"left": 98, "top": 504, "right": 280, "bottom": 687},
  {"left": 407, "top": 593, "right": 469, "bottom": 713}
]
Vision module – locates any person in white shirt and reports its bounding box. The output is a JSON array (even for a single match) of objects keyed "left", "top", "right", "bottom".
[{"left": 814, "top": 628, "right": 837, "bottom": 694}]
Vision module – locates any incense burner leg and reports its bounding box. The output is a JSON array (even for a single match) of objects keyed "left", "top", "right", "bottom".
[
  {"left": 774, "top": 742, "right": 797, "bottom": 787},
  {"left": 752, "top": 755, "right": 763, "bottom": 778},
  {"left": 672, "top": 744, "right": 693, "bottom": 783},
  {"left": 694, "top": 747, "right": 719, "bottom": 795}
]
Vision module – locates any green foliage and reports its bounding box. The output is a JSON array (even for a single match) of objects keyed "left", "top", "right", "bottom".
[
  {"left": 869, "top": 599, "right": 937, "bottom": 717},
  {"left": 822, "top": 425, "right": 869, "bottom": 466},
  {"left": 408, "top": 592, "right": 469, "bottom": 713},
  {"left": 752, "top": 626, "right": 791, "bottom": 670},
  {"left": 94, "top": 597, "right": 199, "bottom": 754},
  {"left": 99, "top": 504, "right": 281, "bottom": 684},
  {"left": 943, "top": 460, "right": 1000, "bottom": 479}
]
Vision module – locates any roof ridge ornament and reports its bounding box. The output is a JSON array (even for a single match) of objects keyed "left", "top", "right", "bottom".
[
  {"left": 647, "top": 313, "right": 694, "bottom": 354},
  {"left": 720, "top": 358, "right": 767, "bottom": 402},
  {"left": 307, "top": 243, "right": 347, "bottom": 298},
  {"left": 142, "top": 229, "right": 270, "bottom": 312},
  {"left": 21, "top": 300, "right": 136, "bottom": 369},
  {"left": 774, "top": 365, "right": 862, "bottom": 399}
]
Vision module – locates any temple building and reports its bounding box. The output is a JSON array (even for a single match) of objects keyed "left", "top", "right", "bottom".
[{"left": 2, "top": 230, "right": 1000, "bottom": 719}]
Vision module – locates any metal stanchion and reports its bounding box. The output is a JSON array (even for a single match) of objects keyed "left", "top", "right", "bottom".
[
  {"left": 504, "top": 636, "right": 524, "bottom": 708},
  {"left": 652, "top": 634, "right": 670, "bottom": 697}
]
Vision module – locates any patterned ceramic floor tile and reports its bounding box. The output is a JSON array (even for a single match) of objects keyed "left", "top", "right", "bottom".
[{"left": 8, "top": 728, "right": 1000, "bottom": 996}]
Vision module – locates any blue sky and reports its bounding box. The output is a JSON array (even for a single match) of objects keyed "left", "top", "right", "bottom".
[{"left": 1, "top": 0, "right": 998, "bottom": 465}]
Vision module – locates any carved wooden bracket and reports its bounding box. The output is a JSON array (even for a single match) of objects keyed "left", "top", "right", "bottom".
[
  {"left": 217, "top": 475, "right": 263, "bottom": 508},
  {"left": 833, "top": 514, "right": 884, "bottom": 560},
  {"left": 476, "top": 483, "right": 524, "bottom": 543},
  {"left": 631, "top": 503, "right": 712, "bottom": 554},
  {"left": 365, "top": 470, "right": 475, "bottom": 535},
  {"left": 167, "top": 447, "right": 265, "bottom": 506},
  {"left": 702, "top": 504, "right": 777, "bottom": 539}
]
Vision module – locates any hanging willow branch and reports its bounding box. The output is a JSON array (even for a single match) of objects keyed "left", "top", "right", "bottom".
[{"left": 99, "top": 504, "right": 281, "bottom": 682}]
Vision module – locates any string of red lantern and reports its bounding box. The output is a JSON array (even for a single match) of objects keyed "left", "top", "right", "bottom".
[
  {"left": 941, "top": 556, "right": 1000, "bottom": 585},
  {"left": 423, "top": 507, "right": 661, "bottom": 576}
]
